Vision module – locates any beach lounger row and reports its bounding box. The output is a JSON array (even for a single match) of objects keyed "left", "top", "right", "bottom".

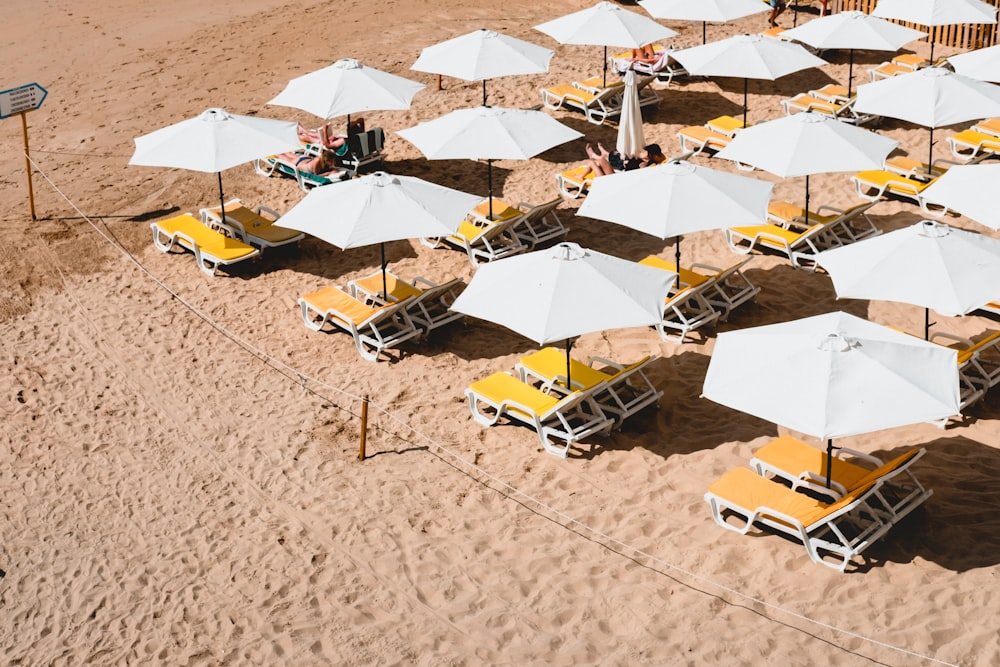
[
  {"left": 298, "top": 271, "right": 466, "bottom": 362},
  {"left": 676, "top": 115, "right": 748, "bottom": 159},
  {"left": 541, "top": 75, "right": 659, "bottom": 125},
  {"left": 780, "top": 89, "right": 879, "bottom": 126},
  {"left": 466, "top": 349, "right": 662, "bottom": 457},
  {"left": 706, "top": 436, "right": 933, "bottom": 571},
  {"left": 554, "top": 155, "right": 668, "bottom": 200}
]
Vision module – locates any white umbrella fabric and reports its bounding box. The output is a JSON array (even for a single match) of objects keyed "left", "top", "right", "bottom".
[
  {"left": 411, "top": 29, "right": 554, "bottom": 105},
  {"left": 578, "top": 159, "right": 772, "bottom": 283},
  {"left": 947, "top": 43, "right": 1000, "bottom": 83},
  {"left": 715, "top": 111, "right": 898, "bottom": 222},
  {"left": 670, "top": 33, "right": 827, "bottom": 126},
  {"left": 267, "top": 58, "right": 425, "bottom": 123},
  {"left": 128, "top": 107, "right": 301, "bottom": 223},
  {"left": 276, "top": 171, "right": 482, "bottom": 298},
  {"left": 451, "top": 241, "right": 675, "bottom": 385},
  {"left": 639, "top": 0, "right": 769, "bottom": 43},
  {"left": 397, "top": 106, "right": 583, "bottom": 218},
  {"left": 780, "top": 11, "right": 927, "bottom": 95},
  {"left": 616, "top": 70, "right": 646, "bottom": 157},
  {"left": 854, "top": 67, "right": 1000, "bottom": 174},
  {"left": 872, "top": 0, "right": 998, "bottom": 61},
  {"left": 920, "top": 163, "right": 1000, "bottom": 229},
  {"left": 816, "top": 219, "right": 1000, "bottom": 337},
  {"left": 702, "top": 310, "right": 961, "bottom": 486},
  {"left": 534, "top": 1, "right": 679, "bottom": 86}
]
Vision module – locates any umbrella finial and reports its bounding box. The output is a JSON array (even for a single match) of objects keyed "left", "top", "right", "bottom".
[
  {"left": 819, "top": 332, "right": 856, "bottom": 352},
  {"left": 918, "top": 219, "right": 950, "bottom": 237},
  {"left": 366, "top": 171, "right": 399, "bottom": 187},
  {"left": 199, "top": 108, "right": 232, "bottom": 122},
  {"left": 334, "top": 58, "right": 362, "bottom": 70},
  {"left": 553, "top": 242, "right": 587, "bottom": 261}
]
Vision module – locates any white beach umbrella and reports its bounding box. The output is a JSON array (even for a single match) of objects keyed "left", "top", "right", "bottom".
[
  {"left": 267, "top": 58, "right": 425, "bottom": 123},
  {"left": 947, "top": 44, "right": 1000, "bottom": 83},
  {"left": 702, "top": 310, "right": 960, "bottom": 486},
  {"left": 451, "top": 241, "right": 675, "bottom": 385},
  {"left": 397, "top": 106, "right": 583, "bottom": 218},
  {"left": 638, "top": 0, "right": 770, "bottom": 44},
  {"left": 816, "top": 219, "right": 1000, "bottom": 337},
  {"left": 872, "top": 0, "right": 998, "bottom": 61},
  {"left": 616, "top": 69, "right": 646, "bottom": 158},
  {"left": 670, "top": 33, "right": 827, "bottom": 126},
  {"left": 277, "top": 171, "right": 481, "bottom": 298},
  {"left": 128, "top": 107, "right": 301, "bottom": 222},
  {"left": 534, "top": 1, "right": 679, "bottom": 86},
  {"left": 715, "top": 111, "right": 898, "bottom": 222},
  {"left": 920, "top": 163, "right": 1000, "bottom": 230},
  {"left": 855, "top": 67, "right": 1000, "bottom": 174},
  {"left": 411, "top": 29, "right": 554, "bottom": 105},
  {"left": 780, "top": 11, "right": 927, "bottom": 95},
  {"left": 578, "top": 159, "right": 772, "bottom": 281}
]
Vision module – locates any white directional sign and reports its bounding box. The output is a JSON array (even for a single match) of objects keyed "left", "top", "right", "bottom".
[{"left": 0, "top": 83, "right": 47, "bottom": 118}]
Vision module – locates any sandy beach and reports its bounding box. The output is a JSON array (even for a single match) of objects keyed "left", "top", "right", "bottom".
[{"left": 3, "top": 0, "right": 1000, "bottom": 664}]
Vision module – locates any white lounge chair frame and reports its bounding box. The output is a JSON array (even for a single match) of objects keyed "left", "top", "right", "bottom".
[
  {"left": 511, "top": 199, "right": 567, "bottom": 248},
  {"left": 150, "top": 214, "right": 259, "bottom": 277},
  {"left": 349, "top": 273, "right": 467, "bottom": 334},
  {"left": 199, "top": 198, "right": 304, "bottom": 251},
  {"left": 422, "top": 216, "right": 527, "bottom": 268}
]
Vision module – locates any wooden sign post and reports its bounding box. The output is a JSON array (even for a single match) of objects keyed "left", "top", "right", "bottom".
[{"left": 0, "top": 83, "right": 48, "bottom": 220}]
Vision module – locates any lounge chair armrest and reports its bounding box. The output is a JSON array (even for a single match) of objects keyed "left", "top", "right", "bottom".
[
  {"left": 815, "top": 204, "right": 845, "bottom": 215},
  {"left": 835, "top": 446, "right": 884, "bottom": 467},
  {"left": 931, "top": 331, "right": 974, "bottom": 347},
  {"left": 585, "top": 355, "right": 626, "bottom": 373},
  {"left": 254, "top": 205, "right": 282, "bottom": 221},
  {"left": 790, "top": 474, "right": 845, "bottom": 501},
  {"left": 410, "top": 275, "right": 437, "bottom": 289},
  {"left": 690, "top": 261, "right": 722, "bottom": 274}
]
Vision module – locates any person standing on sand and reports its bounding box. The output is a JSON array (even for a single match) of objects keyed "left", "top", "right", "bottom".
[{"left": 768, "top": 0, "right": 787, "bottom": 27}]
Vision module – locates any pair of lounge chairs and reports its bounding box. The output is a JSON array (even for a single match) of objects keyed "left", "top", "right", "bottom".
[
  {"left": 421, "top": 202, "right": 529, "bottom": 268},
  {"left": 464, "top": 198, "right": 569, "bottom": 249},
  {"left": 540, "top": 75, "right": 659, "bottom": 125},
  {"left": 706, "top": 435, "right": 933, "bottom": 571},
  {"left": 947, "top": 127, "right": 1000, "bottom": 162},
  {"left": 199, "top": 199, "right": 304, "bottom": 252},
  {"left": 297, "top": 271, "right": 466, "bottom": 361},
  {"left": 929, "top": 330, "right": 1000, "bottom": 413},
  {"left": 676, "top": 115, "right": 749, "bottom": 158},
  {"left": 150, "top": 212, "right": 260, "bottom": 277},
  {"left": 780, "top": 86, "right": 879, "bottom": 126},
  {"left": 254, "top": 152, "right": 350, "bottom": 191},
  {"left": 869, "top": 53, "right": 937, "bottom": 81},
  {"left": 466, "top": 349, "right": 661, "bottom": 457},
  {"left": 639, "top": 256, "right": 761, "bottom": 342},
  {"left": 554, "top": 155, "right": 667, "bottom": 199},
  {"left": 850, "top": 169, "right": 943, "bottom": 207},
  {"left": 726, "top": 201, "right": 880, "bottom": 271}
]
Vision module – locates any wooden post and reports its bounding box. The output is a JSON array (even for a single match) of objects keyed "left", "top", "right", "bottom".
[
  {"left": 21, "top": 112, "right": 36, "bottom": 221},
  {"left": 437, "top": 74, "right": 443, "bottom": 91},
  {"left": 358, "top": 395, "right": 369, "bottom": 461}
]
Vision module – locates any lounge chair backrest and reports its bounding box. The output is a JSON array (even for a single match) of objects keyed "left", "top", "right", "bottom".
[
  {"left": 850, "top": 449, "right": 924, "bottom": 490},
  {"left": 348, "top": 127, "right": 385, "bottom": 160},
  {"left": 521, "top": 198, "right": 561, "bottom": 224}
]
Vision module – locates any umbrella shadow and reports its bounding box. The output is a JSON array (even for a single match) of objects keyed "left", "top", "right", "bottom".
[
  {"left": 656, "top": 89, "right": 746, "bottom": 131},
  {"left": 730, "top": 262, "right": 866, "bottom": 325},
  {"left": 859, "top": 435, "right": 1000, "bottom": 572},
  {"left": 383, "top": 157, "right": 513, "bottom": 201},
  {"left": 435, "top": 318, "right": 542, "bottom": 362},
  {"left": 274, "top": 237, "right": 420, "bottom": 283},
  {"left": 712, "top": 68, "right": 840, "bottom": 105}
]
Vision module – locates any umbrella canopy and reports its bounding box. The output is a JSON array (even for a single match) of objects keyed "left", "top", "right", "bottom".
[
  {"left": 638, "top": 0, "right": 769, "bottom": 44},
  {"left": 702, "top": 310, "right": 960, "bottom": 485},
  {"left": 276, "top": 171, "right": 481, "bottom": 297},
  {"left": 578, "top": 159, "right": 772, "bottom": 281},
  {"left": 411, "top": 29, "right": 554, "bottom": 105},
  {"left": 854, "top": 67, "right": 1000, "bottom": 173},
  {"left": 128, "top": 107, "right": 301, "bottom": 222},
  {"left": 920, "top": 163, "right": 1000, "bottom": 229},
  {"left": 534, "top": 1, "right": 679, "bottom": 85},
  {"left": 715, "top": 111, "right": 898, "bottom": 221},
  {"left": 816, "top": 220, "right": 1000, "bottom": 337},
  {"left": 780, "top": 11, "right": 927, "bottom": 95},
  {"left": 267, "top": 58, "right": 425, "bottom": 121},
  {"left": 616, "top": 70, "right": 646, "bottom": 157},
  {"left": 872, "top": 0, "right": 998, "bottom": 60},
  {"left": 670, "top": 33, "right": 827, "bottom": 125},
  {"left": 397, "top": 106, "right": 582, "bottom": 217},
  {"left": 947, "top": 43, "right": 1000, "bottom": 83}
]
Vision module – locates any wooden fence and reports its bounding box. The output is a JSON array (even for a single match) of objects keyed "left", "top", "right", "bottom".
[{"left": 824, "top": 0, "right": 999, "bottom": 49}]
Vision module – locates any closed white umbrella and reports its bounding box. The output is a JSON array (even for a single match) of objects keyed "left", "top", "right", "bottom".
[
  {"left": 715, "top": 111, "right": 898, "bottom": 222},
  {"left": 702, "top": 310, "right": 960, "bottom": 486},
  {"left": 411, "top": 29, "right": 554, "bottom": 105},
  {"left": 267, "top": 58, "right": 425, "bottom": 123},
  {"left": 872, "top": 0, "right": 998, "bottom": 61},
  {"left": 451, "top": 242, "right": 675, "bottom": 385},
  {"left": 947, "top": 43, "right": 1000, "bottom": 83},
  {"left": 578, "top": 159, "right": 772, "bottom": 283},
  {"left": 534, "top": 1, "right": 679, "bottom": 86},
  {"left": 816, "top": 219, "right": 1000, "bottom": 337},
  {"left": 277, "top": 171, "right": 481, "bottom": 298},
  {"left": 920, "top": 163, "right": 1000, "bottom": 229},
  {"left": 638, "top": 0, "right": 770, "bottom": 44},
  {"left": 855, "top": 67, "right": 1000, "bottom": 174},
  {"left": 670, "top": 33, "right": 827, "bottom": 126},
  {"left": 128, "top": 107, "right": 301, "bottom": 224},
  {"left": 397, "top": 106, "right": 582, "bottom": 218},
  {"left": 780, "top": 11, "right": 927, "bottom": 95},
  {"left": 616, "top": 69, "right": 646, "bottom": 157}
]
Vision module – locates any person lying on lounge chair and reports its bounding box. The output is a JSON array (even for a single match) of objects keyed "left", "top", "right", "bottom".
[
  {"left": 583, "top": 142, "right": 665, "bottom": 178},
  {"left": 273, "top": 149, "right": 341, "bottom": 176},
  {"left": 297, "top": 124, "right": 349, "bottom": 156},
  {"left": 630, "top": 44, "right": 661, "bottom": 66}
]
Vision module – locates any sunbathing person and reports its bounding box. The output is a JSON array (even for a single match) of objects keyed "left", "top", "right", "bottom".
[
  {"left": 582, "top": 143, "right": 665, "bottom": 178},
  {"left": 274, "top": 149, "right": 340, "bottom": 176},
  {"left": 630, "top": 44, "right": 661, "bottom": 65},
  {"left": 297, "top": 123, "right": 349, "bottom": 156}
]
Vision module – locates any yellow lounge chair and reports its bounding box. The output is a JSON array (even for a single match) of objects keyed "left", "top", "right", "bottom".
[
  {"left": 297, "top": 286, "right": 421, "bottom": 362},
  {"left": 465, "top": 371, "right": 614, "bottom": 457},
  {"left": 639, "top": 255, "right": 760, "bottom": 321},
  {"left": 253, "top": 153, "right": 349, "bottom": 191},
  {"left": 150, "top": 213, "right": 259, "bottom": 277},
  {"left": 749, "top": 435, "right": 933, "bottom": 523},
  {"left": 541, "top": 76, "right": 658, "bottom": 125},
  {"left": 676, "top": 125, "right": 732, "bottom": 156},
  {"left": 882, "top": 155, "right": 952, "bottom": 181},
  {"left": 947, "top": 129, "right": 1000, "bottom": 161},
  {"left": 765, "top": 201, "right": 880, "bottom": 245},
  {"left": 850, "top": 169, "right": 937, "bottom": 204},
  {"left": 638, "top": 256, "right": 721, "bottom": 342},
  {"left": 421, "top": 215, "right": 527, "bottom": 268},
  {"left": 930, "top": 330, "right": 1000, "bottom": 410},
  {"left": 725, "top": 220, "right": 846, "bottom": 271},
  {"left": 508, "top": 198, "right": 568, "bottom": 249},
  {"left": 348, "top": 271, "right": 466, "bottom": 334},
  {"left": 200, "top": 198, "right": 304, "bottom": 251},
  {"left": 514, "top": 347, "right": 662, "bottom": 426},
  {"left": 705, "top": 466, "right": 892, "bottom": 572},
  {"left": 972, "top": 117, "right": 1000, "bottom": 138},
  {"left": 555, "top": 164, "right": 596, "bottom": 199},
  {"left": 780, "top": 93, "right": 878, "bottom": 125}
]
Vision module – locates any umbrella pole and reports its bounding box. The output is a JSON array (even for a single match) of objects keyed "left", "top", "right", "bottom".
[
  {"left": 848, "top": 50, "right": 854, "bottom": 98},
  {"left": 566, "top": 338, "right": 573, "bottom": 392},
  {"left": 925, "top": 307, "right": 931, "bottom": 340},
  {"left": 825, "top": 438, "right": 835, "bottom": 489},
  {"left": 381, "top": 242, "right": 388, "bottom": 300},
  {"left": 804, "top": 174, "right": 810, "bottom": 226},
  {"left": 793, "top": 0, "right": 799, "bottom": 27},
  {"left": 487, "top": 158, "right": 494, "bottom": 220},
  {"left": 217, "top": 172, "right": 226, "bottom": 230},
  {"left": 743, "top": 78, "right": 748, "bottom": 129},
  {"left": 603, "top": 46, "right": 608, "bottom": 88},
  {"left": 702, "top": 21, "right": 707, "bottom": 45},
  {"left": 928, "top": 127, "right": 935, "bottom": 177},
  {"left": 482, "top": 80, "right": 487, "bottom": 107},
  {"left": 674, "top": 236, "right": 682, "bottom": 290}
]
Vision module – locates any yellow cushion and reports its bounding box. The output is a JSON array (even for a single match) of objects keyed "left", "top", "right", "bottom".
[
  {"left": 300, "top": 287, "right": 387, "bottom": 325},
  {"left": 519, "top": 347, "right": 611, "bottom": 391},
  {"left": 639, "top": 256, "right": 710, "bottom": 286},
  {"left": 157, "top": 214, "right": 256, "bottom": 261},
  {"left": 469, "top": 372, "right": 561, "bottom": 418},
  {"left": 709, "top": 467, "right": 832, "bottom": 527},
  {"left": 545, "top": 83, "right": 595, "bottom": 103},
  {"left": 753, "top": 435, "right": 872, "bottom": 491},
  {"left": 352, "top": 273, "right": 424, "bottom": 301},
  {"left": 952, "top": 129, "right": 1000, "bottom": 150},
  {"left": 471, "top": 199, "right": 521, "bottom": 222}
]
